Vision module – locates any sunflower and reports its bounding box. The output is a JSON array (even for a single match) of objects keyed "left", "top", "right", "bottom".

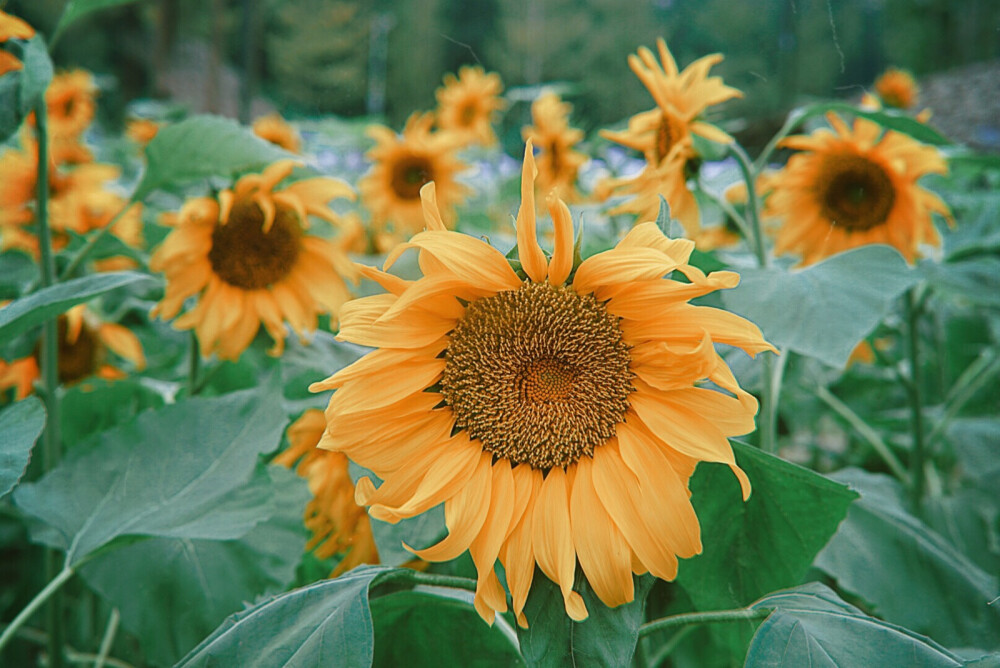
[
  {"left": 874, "top": 67, "right": 918, "bottom": 110},
  {"left": 126, "top": 117, "right": 161, "bottom": 146},
  {"left": 767, "top": 112, "right": 952, "bottom": 266},
  {"left": 434, "top": 65, "right": 505, "bottom": 148},
  {"left": 274, "top": 409, "right": 380, "bottom": 576},
  {"left": 599, "top": 39, "right": 741, "bottom": 235},
  {"left": 45, "top": 70, "right": 97, "bottom": 144},
  {"left": 312, "top": 143, "right": 774, "bottom": 627},
  {"left": 150, "top": 160, "right": 358, "bottom": 360},
  {"left": 0, "top": 304, "right": 145, "bottom": 397},
  {"left": 359, "top": 113, "right": 471, "bottom": 240},
  {"left": 521, "top": 92, "right": 588, "bottom": 202},
  {"left": 253, "top": 113, "right": 302, "bottom": 154},
  {"left": 0, "top": 10, "right": 34, "bottom": 77}
]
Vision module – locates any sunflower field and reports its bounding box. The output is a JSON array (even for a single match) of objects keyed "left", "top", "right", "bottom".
[{"left": 2, "top": 1, "right": 999, "bottom": 667}]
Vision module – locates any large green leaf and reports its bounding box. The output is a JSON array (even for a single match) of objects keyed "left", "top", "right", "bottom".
[
  {"left": 13, "top": 386, "right": 287, "bottom": 566},
  {"left": 0, "top": 251, "right": 38, "bottom": 300},
  {"left": 176, "top": 565, "right": 391, "bottom": 667},
  {"left": 674, "top": 442, "right": 857, "bottom": 659},
  {"left": 0, "top": 271, "right": 155, "bottom": 343},
  {"left": 517, "top": 571, "right": 655, "bottom": 667},
  {"left": 0, "top": 397, "right": 44, "bottom": 496},
  {"left": 920, "top": 256, "right": 1000, "bottom": 308},
  {"left": 59, "top": 377, "right": 167, "bottom": 448},
  {"left": 132, "top": 115, "right": 292, "bottom": 201},
  {"left": 782, "top": 102, "right": 951, "bottom": 146},
  {"left": 815, "top": 469, "right": 1000, "bottom": 649},
  {"left": 722, "top": 245, "right": 919, "bottom": 367},
  {"left": 52, "top": 0, "right": 142, "bottom": 46},
  {"left": 371, "top": 589, "right": 523, "bottom": 667},
  {"left": 0, "top": 35, "right": 53, "bottom": 142},
  {"left": 79, "top": 467, "right": 309, "bottom": 667},
  {"left": 746, "top": 583, "right": 963, "bottom": 667}
]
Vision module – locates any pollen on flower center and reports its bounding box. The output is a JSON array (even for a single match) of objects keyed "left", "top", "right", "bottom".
[
  {"left": 441, "top": 281, "right": 633, "bottom": 470},
  {"left": 208, "top": 196, "right": 301, "bottom": 289},
  {"left": 820, "top": 154, "right": 896, "bottom": 231},
  {"left": 390, "top": 155, "right": 433, "bottom": 200}
]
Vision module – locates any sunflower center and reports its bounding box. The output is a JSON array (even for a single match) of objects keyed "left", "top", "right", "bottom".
[
  {"left": 655, "top": 112, "right": 678, "bottom": 163},
  {"left": 460, "top": 102, "right": 478, "bottom": 126},
  {"left": 820, "top": 154, "right": 896, "bottom": 231},
  {"left": 56, "top": 316, "right": 100, "bottom": 384},
  {"left": 441, "top": 281, "right": 633, "bottom": 470},
  {"left": 390, "top": 156, "right": 433, "bottom": 200},
  {"left": 207, "top": 196, "right": 302, "bottom": 290}
]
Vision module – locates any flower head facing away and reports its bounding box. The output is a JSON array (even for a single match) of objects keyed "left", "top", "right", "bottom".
[
  {"left": 312, "top": 142, "right": 774, "bottom": 627},
  {"left": 767, "top": 112, "right": 952, "bottom": 265},
  {"left": 874, "top": 67, "right": 919, "bottom": 110},
  {"left": 522, "top": 92, "right": 588, "bottom": 203},
  {"left": 150, "top": 160, "right": 358, "bottom": 360}
]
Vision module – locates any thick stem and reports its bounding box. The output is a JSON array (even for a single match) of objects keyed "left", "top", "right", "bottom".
[
  {"left": 905, "top": 288, "right": 926, "bottom": 514},
  {"left": 728, "top": 143, "right": 768, "bottom": 269},
  {"left": 638, "top": 608, "right": 769, "bottom": 638},
  {"left": 0, "top": 566, "right": 74, "bottom": 657}
]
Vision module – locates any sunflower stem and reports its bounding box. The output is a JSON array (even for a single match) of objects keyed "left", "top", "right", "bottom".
[
  {"left": 0, "top": 565, "right": 74, "bottom": 658},
  {"left": 753, "top": 109, "right": 803, "bottom": 173},
  {"left": 760, "top": 351, "right": 786, "bottom": 454},
  {"left": 727, "top": 143, "right": 767, "bottom": 268},
  {"left": 905, "top": 287, "right": 927, "bottom": 514},
  {"left": 638, "top": 607, "right": 769, "bottom": 638},
  {"left": 695, "top": 174, "right": 753, "bottom": 244},
  {"left": 371, "top": 569, "right": 478, "bottom": 594},
  {"left": 645, "top": 625, "right": 695, "bottom": 667},
  {"left": 93, "top": 608, "right": 120, "bottom": 668},
  {"left": 57, "top": 200, "right": 136, "bottom": 282},
  {"left": 927, "top": 348, "right": 1000, "bottom": 446},
  {"left": 187, "top": 331, "right": 201, "bottom": 397}
]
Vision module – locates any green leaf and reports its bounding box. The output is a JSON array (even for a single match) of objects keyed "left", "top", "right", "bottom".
[
  {"left": 722, "top": 245, "right": 919, "bottom": 367},
  {"left": 675, "top": 441, "right": 857, "bottom": 659},
  {"left": 920, "top": 256, "right": 1000, "bottom": 308},
  {"left": 176, "top": 565, "right": 391, "bottom": 667},
  {"left": 13, "top": 386, "right": 287, "bottom": 566},
  {"left": 655, "top": 195, "right": 684, "bottom": 239},
  {"left": 0, "top": 251, "right": 38, "bottom": 300},
  {"left": 815, "top": 469, "right": 1000, "bottom": 649},
  {"left": 948, "top": 418, "right": 1000, "bottom": 488},
  {"left": 785, "top": 102, "right": 951, "bottom": 146},
  {"left": 0, "top": 397, "right": 44, "bottom": 496},
  {"left": 0, "top": 271, "right": 155, "bottom": 344},
  {"left": 517, "top": 570, "right": 654, "bottom": 667},
  {"left": 746, "top": 583, "right": 963, "bottom": 667},
  {"left": 371, "top": 589, "right": 523, "bottom": 667},
  {"left": 79, "top": 467, "right": 309, "bottom": 667},
  {"left": 132, "top": 115, "right": 293, "bottom": 201},
  {"left": 0, "top": 36, "right": 53, "bottom": 142},
  {"left": 51, "top": 0, "right": 142, "bottom": 46},
  {"left": 59, "top": 377, "right": 167, "bottom": 448}
]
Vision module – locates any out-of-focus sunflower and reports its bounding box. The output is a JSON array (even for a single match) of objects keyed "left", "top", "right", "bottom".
[
  {"left": 599, "top": 39, "right": 741, "bottom": 235},
  {"left": 434, "top": 65, "right": 505, "bottom": 147},
  {"left": 522, "top": 92, "right": 587, "bottom": 202},
  {"left": 274, "top": 409, "right": 379, "bottom": 576},
  {"left": 874, "top": 67, "right": 919, "bottom": 110},
  {"left": 312, "top": 143, "right": 774, "bottom": 627},
  {"left": 359, "top": 113, "right": 470, "bottom": 241},
  {"left": 150, "top": 160, "right": 358, "bottom": 360},
  {"left": 253, "top": 113, "right": 302, "bottom": 154},
  {"left": 0, "top": 304, "right": 145, "bottom": 397},
  {"left": 126, "top": 118, "right": 161, "bottom": 146},
  {"left": 45, "top": 70, "right": 97, "bottom": 144},
  {"left": 0, "top": 10, "right": 34, "bottom": 77},
  {"left": 767, "top": 112, "right": 952, "bottom": 265}
]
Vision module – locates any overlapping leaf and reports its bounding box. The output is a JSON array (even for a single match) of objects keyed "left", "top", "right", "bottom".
[{"left": 0, "top": 397, "right": 44, "bottom": 496}]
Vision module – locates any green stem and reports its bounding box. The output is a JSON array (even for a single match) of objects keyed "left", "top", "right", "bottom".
[
  {"left": 695, "top": 174, "right": 753, "bottom": 243},
  {"left": 727, "top": 143, "right": 768, "bottom": 268},
  {"left": 815, "top": 385, "right": 911, "bottom": 484},
  {"left": 187, "top": 332, "right": 201, "bottom": 397},
  {"left": 759, "top": 351, "right": 787, "bottom": 454},
  {"left": 58, "top": 201, "right": 136, "bottom": 282},
  {"left": 646, "top": 626, "right": 695, "bottom": 668},
  {"left": 638, "top": 608, "right": 769, "bottom": 638},
  {"left": 372, "top": 570, "right": 478, "bottom": 593},
  {"left": 927, "top": 349, "right": 1000, "bottom": 446},
  {"left": 753, "top": 109, "right": 804, "bottom": 173},
  {"left": 34, "top": 97, "right": 66, "bottom": 668},
  {"left": 93, "top": 608, "right": 119, "bottom": 668},
  {"left": 905, "top": 288, "right": 926, "bottom": 514},
  {"left": 0, "top": 566, "right": 74, "bottom": 657}
]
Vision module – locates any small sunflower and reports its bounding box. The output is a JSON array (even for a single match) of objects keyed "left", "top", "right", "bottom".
[
  {"left": 274, "top": 409, "right": 380, "bottom": 576},
  {"left": 434, "top": 65, "right": 505, "bottom": 147},
  {"left": 253, "top": 113, "right": 302, "bottom": 154},
  {"left": 126, "top": 118, "right": 161, "bottom": 146},
  {"left": 599, "top": 39, "right": 741, "bottom": 235},
  {"left": 45, "top": 70, "right": 97, "bottom": 143},
  {"left": 767, "top": 112, "right": 952, "bottom": 265},
  {"left": 0, "top": 10, "right": 34, "bottom": 77},
  {"left": 359, "top": 113, "right": 471, "bottom": 240},
  {"left": 150, "top": 160, "right": 358, "bottom": 360},
  {"left": 0, "top": 303, "right": 145, "bottom": 397},
  {"left": 312, "top": 143, "right": 774, "bottom": 627},
  {"left": 521, "top": 92, "right": 588, "bottom": 202},
  {"left": 874, "top": 67, "right": 919, "bottom": 110}
]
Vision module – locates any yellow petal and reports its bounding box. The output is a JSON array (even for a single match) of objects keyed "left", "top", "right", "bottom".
[
  {"left": 503, "top": 467, "right": 542, "bottom": 627},
  {"left": 98, "top": 323, "right": 146, "bottom": 370},
  {"left": 419, "top": 182, "right": 447, "bottom": 232},
  {"left": 385, "top": 231, "right": 521, "bottom": 293},
  {"left": 469, "top": 458, "right": 515, "bottom": 624},
  {"left": 532, "top": 467, "right": 588, "bottom": 621},
  {"left": 546, "top": 192, "right": 574, "bottom": 286},
  {"left": 573, "top": 247, "right": 682, "bottom": 295},
  {"left": 516, "top": 140, "right": 547, "bottom": 283}
]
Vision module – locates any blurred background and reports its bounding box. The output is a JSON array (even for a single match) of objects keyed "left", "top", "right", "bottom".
[{"left": 6, "top": 0, "right": 1000, "bottom": 152}]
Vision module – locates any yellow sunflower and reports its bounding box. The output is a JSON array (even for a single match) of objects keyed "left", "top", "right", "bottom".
[
  {"left": 767, "top": 112, "right": 952, "bottom": 265},
  {"left": 253, "top": 113, "right": 302, "bottom": 154},
  {"left": 522, "top": 92, "right": 588, "bottom": 202},
  {"left": 874, "top": 67, "right": 918, "bottom": 110},
  {"left": 126, "top": 118, "right": 161, "bottom": 146},
  {"left": 599, "top": 39, "right": 741, "bottom": 235},
  {"left": 45, "top": 70, "right": 97, "bottom": 143},
  {"left": 359, "top": 112, "right": 471, "bottom": 240},
  {"left": 150, "top": 160, "right": 358, "bottom": 360},
  {"left": 0, "top": 304, "right": 145, "bottom": 397},
  {"left": 311, "top": 143, "right": 774, "bottom": 627},
  {"left": 434, "top": 65, "right": 505, "bottom": 147},
  {"left": 0, "top": 10, "right": 34, "bottom": 77},
  {"left": 274, "top": 409, "right": 380, "bottom": 576}
]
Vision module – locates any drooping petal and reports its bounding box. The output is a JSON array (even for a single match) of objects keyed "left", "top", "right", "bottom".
[
  {"left": 532, "top": 467, "right": 588, "bottom": 621},
  {"left": 516, "top": 140, "right": 548, "bottom": 283}
]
